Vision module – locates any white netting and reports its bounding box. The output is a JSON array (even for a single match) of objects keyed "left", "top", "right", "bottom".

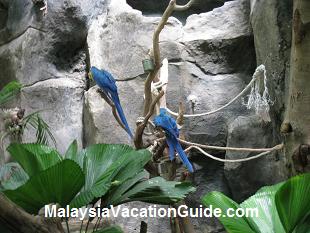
[{"left": 244, "top": 65, "right": 273, "bottom": 122}]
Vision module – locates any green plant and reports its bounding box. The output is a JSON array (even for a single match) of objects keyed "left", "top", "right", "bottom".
[
  {"left": 0, "top": 81, "right": 56, "bottom": 147},
  {"left": 0, "top": 141, "right": 195, "bottom": 215},
  {"left": 202, "top": 173, "right": 310, "bottom": 233},
  {"left": 93, "top": 225, "right": 123, "bottom": 233},
  {"left": 0, "top": 81, "right": 22, "bottom": 106},
  {"left": 22, "top": 111, "right": 57, "bottom": 146}
]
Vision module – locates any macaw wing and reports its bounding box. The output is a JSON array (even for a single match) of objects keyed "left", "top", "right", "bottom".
[
  {"left": 96, "top": 70, "right": 117, "bottom": 94},
  {"left": 168, "top": 116, "right": 179, "bottom": 138},
  {"left": 111, "top": 92, "right": 133, "bottom": 139},
  {"left": 174, "top": 139, "right": 194, "bottom": 173},
  {"left": 166, "top": 135, "right": 176, "bottom": 161},
  {"left": 102, "top": 70, "right": 116, "bottom": 84}
]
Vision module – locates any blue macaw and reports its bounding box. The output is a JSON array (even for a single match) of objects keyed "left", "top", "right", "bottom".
[
  {"left": 88, "top": 66, "right": 133, "bottom": 139},
  {"left": 154, "top": 108, "right": 194, "bottom": 173}
]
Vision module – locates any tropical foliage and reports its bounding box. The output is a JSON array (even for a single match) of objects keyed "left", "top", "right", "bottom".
[
  {"left": 0, "top": 141, "right": 195, "bottom": 215},
  {"left": 202, "top": 173, "right": 310, "bottom": 233},
  {"left": 94, "top": 225, "right": 123, "bottom": 233},
  {"left": 21, "top": 111, "right": 56, "bottom": 146},
  {"left": 0, "top": 81, "right": 55, "bottom": 146},
  {"left": 0, "top": 81, "right": 22, "bottom": 106}
]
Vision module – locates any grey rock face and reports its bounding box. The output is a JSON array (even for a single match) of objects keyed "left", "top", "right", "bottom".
[
  {"left": 127, "top": 0, "right": 234, "bottom": 22},
  {"left": 182, "top": 0, "right": 255, "bottom": 75},
  {"left": 180, "top": 0, "right": 255, "bottom": 149},
  {"left": 187, "top": 158, "right": 229, "bottom": 233},
  {"left": 0, "top": 0, "right": 106, "bottom": 154},
  {"left": 84, "top": 78, "right": 145, "bottom": 146},
  {"left": 250, "top": 0, "right": 292, "bottom": 116},
  {"left": 249, "top": 0, "right": 292, "bottom": 183},
  {"left": 0, "top": 0, "right": 106, "bottom": 86},
  {"left": 21, "top": 77, "right": 85, "bottom": 154},
  {"left": 224, "top": 115, "right": 286, "bottom": 202},
  {"left": 0, "top": 0, "right": 292, "bottom": 232},
  {"left": 87, "top": 1, "right": 183, "bottom": 80},
  {"left": 85, "top": 0, "right": 256, "bottom": 232}
]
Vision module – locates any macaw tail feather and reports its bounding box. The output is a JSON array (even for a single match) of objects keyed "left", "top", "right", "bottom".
[
  {"left": 166, "top": 138, "right": 176, "bottom": 161},
  {"left": 111, "top": 94, "right": 134, "bottom": 139},
  {"left": 175, "top": 141, "right": 194, "bottom": 173}
]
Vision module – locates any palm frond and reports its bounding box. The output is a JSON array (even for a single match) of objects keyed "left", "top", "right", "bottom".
[
  {"left": 22, "top": 111, "right": 56, "bottom": 146},
  {"left": 0, "top": 81, "right": 22, "bottom": 106}
]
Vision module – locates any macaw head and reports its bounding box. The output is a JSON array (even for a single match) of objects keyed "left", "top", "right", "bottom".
[
  {"left": 154, "top": 108, "right": 179, "bottom": 137},
  {"left": 154, "top": 108, "right": 170, "bottom": 130},
  {"left": 88, "top": 66, "right": 101, "bottom": 81}
]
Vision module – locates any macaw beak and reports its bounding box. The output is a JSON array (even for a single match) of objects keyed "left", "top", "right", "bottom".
[{"left": 88, "top": 72, "right": 93, "bottom": 80}]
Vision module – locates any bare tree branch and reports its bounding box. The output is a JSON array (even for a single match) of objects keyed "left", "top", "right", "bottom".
[
  {"left": 174, "top": 0, "right": 196, "bottom": 11},
  {"left": 143, "top": 0, "right": 196, "bottom": 116},
  {"left": 143, "top": 0, "right": 176, "bottom": 116},
  {"left": 96, "top": 89, "right": 127, "bottom": 132},
  {"left": 135, "top": 90, "right": 165, "bottom": 149}
]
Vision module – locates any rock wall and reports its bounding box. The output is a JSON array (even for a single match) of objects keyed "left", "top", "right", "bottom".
[
  {"left": 224, "top": 0, "right": 292, "bottom": 202},
  {"left": 85, "top": 0, "right": 255, "bottom": 232},
  {"left": 0, "top": 0, "right": 107, "bottom": 153},
  {"left": 0, "top": 0, "right": 293, "bottom": 232}
]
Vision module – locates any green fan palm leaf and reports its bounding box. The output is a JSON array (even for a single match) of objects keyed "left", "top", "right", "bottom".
[
  {"left": 7, "top": 143, "right": 61, "bottom": 177},
  {"left": 2, "top": 142, "right": 195, "bottom": 216},
  {"left": 3, "top": 159, "right": 84, "bottom": 214},
  {"left": 22, "top": 112, "right": 56, "bottom": 146},
  {"left": 202, "top": 173, "right": 310, "bottom": 233},
  {"left": 70, "top": 144, "right": 152, "bottom": 208},
  {"left": 275, "top": 173, "right": 310, "bottom": 233},
  {"left": 202, "top": 191, "right": 257, "bottom": 233}
]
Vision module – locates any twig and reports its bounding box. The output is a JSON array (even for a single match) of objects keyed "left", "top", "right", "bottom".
[
  {"left": 96, "top": 89, "right": 127, "bottom": 132},
  {"left": 115, "top": 74, "right": 142, "bottom": 82},
  {"left": 143, "top": 0, "right": 176, "bottom": 116},
  {"left": 176, "top": 101, "right": 185, "bottom": 126},
  {"left": 135, "top": 91, "right": 164, "bottom": 176},
  {"left": 65, "top": 217, "right": 70, "bottom": 233},
  {"left": 79, "top": 219, "right": 84, "bottom": 233},
  {"left": 174, "top": 0, "right": 196, "bottom": 11},
  {"left": 153, "top": 140, "right": 167, "bottom": 161},
  {"left": 135, "top": 91, "right": 165, "bottom": 149}
]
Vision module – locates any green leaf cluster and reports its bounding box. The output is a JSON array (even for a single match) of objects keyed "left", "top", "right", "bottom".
[
  {"left": 0, "top": 81, "right": 22, "bottom": 106},
  {"left": 202, "top": 173, "right": 310, "bottom": 233},
  {"left": 93, "top": 225, "right": 123, "bottom": 233},
  {"left": 0, "top": 141, "right": 195, "bottom": 215}
]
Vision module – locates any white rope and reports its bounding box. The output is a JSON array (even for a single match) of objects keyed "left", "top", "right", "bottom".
[
  {"left": 166, "top": 65, "right": 266, "bottom": 118},
  {"left": 179, "top": 138, "right": 283, "bottom": 152},
  {"left": 185, "top": 145, "right": 274, "bottom": 163}
]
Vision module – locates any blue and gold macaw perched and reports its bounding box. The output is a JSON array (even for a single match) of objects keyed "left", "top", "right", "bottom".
[
  {"left": 154, "top": 108, "right": 194, "bottom": 173},
  {"left": 88, "top": 66, "right": 133, "bottom": 139}
]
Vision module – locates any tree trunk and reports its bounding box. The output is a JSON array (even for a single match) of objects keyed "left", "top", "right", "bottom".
[
  {"left": 0, "top": 193, "right": 64, "bottom": 233},
  {"left": 282, "top": 0, "right": 310, "bottom": 174}
]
